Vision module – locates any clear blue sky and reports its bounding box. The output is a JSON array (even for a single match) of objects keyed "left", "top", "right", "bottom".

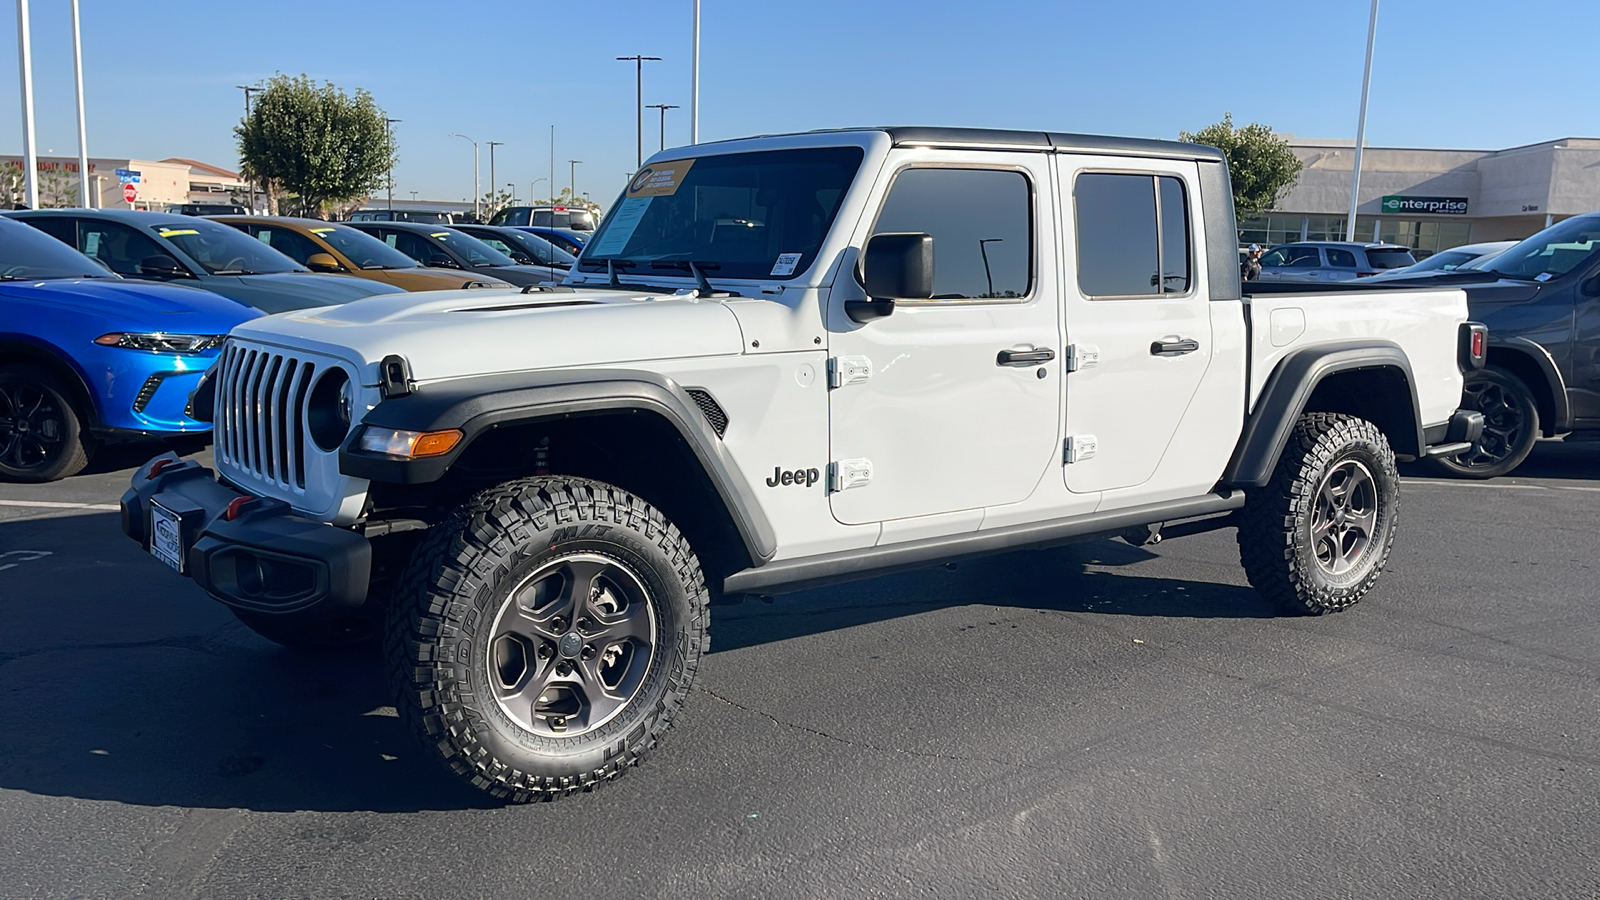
[{"left": 3, "top": 0, "right": 1596, "bottom": 210}]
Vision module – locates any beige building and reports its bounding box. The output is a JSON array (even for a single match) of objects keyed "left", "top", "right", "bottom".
[
  {"left": 1242, "top": 136, "right": 1600, "bottom": 256},
  {"left": 2, "top": 154, "right": 247, "bottom": 210}
]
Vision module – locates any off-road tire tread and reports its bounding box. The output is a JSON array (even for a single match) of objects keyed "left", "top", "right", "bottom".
[
  {"left": 385, "top": 476, "right": 709, "bottom": 803},
  {"left": 1238, "top": 412, "right": 1399, "bottom": 615}
]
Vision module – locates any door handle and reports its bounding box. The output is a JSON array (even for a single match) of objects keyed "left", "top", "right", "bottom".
[
  {"left": 1150, "top": 338, "right": 1200, "bottom": 356},
  {"left": 996, "top": 347, "right": 1057, "bottom": 367}
]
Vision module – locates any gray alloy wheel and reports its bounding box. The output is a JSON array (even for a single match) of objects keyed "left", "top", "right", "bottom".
[{"left": 1428, "top": 367, "right": 1539, "bottom": 479}]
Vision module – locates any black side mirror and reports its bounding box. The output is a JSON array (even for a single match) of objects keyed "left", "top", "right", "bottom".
[
  {"left": 428, "top": 254, "right": 458, "bottom": 269},
  {"left": 136, "top": 254, "right": 189, "bottom": 279},
  {"left": 305, "top": 252, "right": 344, "bottom": 273},
  {"left": 1582, "top": 274, "right": 1600, "bottom": 297},
  {"left": 510, "top": 252, "right": 535, "bottom": 265},
  {"left": 849, "top": 232, "right": 933, "bottom": 323}
]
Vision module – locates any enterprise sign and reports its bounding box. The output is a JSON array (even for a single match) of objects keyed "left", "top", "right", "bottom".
[{"left": 1382, "top": 195, "right": 1469, "bottom": 215}]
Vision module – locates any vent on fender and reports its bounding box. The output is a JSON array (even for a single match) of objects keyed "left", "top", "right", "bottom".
[{"left": 684, "top": 388, "right": 729, "bottom": 438}]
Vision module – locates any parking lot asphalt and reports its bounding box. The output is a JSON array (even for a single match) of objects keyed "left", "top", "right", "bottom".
[{"left": 0, "top": 442, "right": 1596, "bottom": 900}]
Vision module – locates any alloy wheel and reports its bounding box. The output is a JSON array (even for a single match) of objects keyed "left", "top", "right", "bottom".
[
  {"left": 0, "top": 381, "right": 67, "bottom": 473},
  {"left": 1310, "top": 458, "right": 1379, "bottom": 576}
]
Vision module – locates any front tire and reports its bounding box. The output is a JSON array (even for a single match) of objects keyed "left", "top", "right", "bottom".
[
  {"left": 1238, "top": 413, "right": 1400, "bottom": 615},
  {"left": 1427, "top": 367, "right": 1539, "bottom": 479},
  {"left": 0, "top": 365, "right": 95, "bottom": 483},
  {"left": 387, "top": 476, "right": 709, "bottom": 802}
]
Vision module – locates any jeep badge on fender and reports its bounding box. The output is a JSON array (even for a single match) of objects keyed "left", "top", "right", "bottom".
[{"left": 767, "top": 467, "right": 820, "bottom": 488}]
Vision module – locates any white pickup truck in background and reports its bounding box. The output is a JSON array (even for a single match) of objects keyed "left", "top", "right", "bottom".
[{"left": 123, "top": 126, "right": 1486, "bottom": 802}]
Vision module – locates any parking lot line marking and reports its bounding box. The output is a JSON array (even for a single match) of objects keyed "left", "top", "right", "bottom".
[{"left": 0, "top": 499, "right": 121, "bottom": 511}]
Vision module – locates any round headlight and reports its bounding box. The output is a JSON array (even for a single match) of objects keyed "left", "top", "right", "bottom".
[{"left": 307, "top": 368, "right": 353, "bottom": 452}]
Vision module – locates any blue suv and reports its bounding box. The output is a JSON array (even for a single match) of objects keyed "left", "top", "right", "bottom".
[{"left": 0, "top": 216, "right": 257, "bottom": 481}]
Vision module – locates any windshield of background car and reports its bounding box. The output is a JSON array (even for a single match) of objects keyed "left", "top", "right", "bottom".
[
  {"left": 150, "top": 218, "right": 305, "bottom": 275},
  {"left": 493, "top": 229, "right": 577, "bottom": 267},
  {"left": 1483, "top": 217, "right": 1600, "bottom": 281},
  {"left": 311, "top": 225, "right": 420, "bottom": 269},
  {"left": 1365, "top": 249, "right": 1416, "bottom": 269},
  {"left": 0, "top": 218, "right": 115, "bottom": 280},
  {"left": 431, "top": 230, "right": 518, "bottom": 267},
  {"left": 1409, "top": 249, "right": 1479, "bottom": 272},
  {"left": 579, "top": 147, "right": 865, "bottom": 280}
]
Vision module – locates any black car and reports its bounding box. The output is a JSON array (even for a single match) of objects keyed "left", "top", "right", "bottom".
[
  {"left": 346, "top": 209, "right": 456, "bottom": 225},
  {"left": 345, "top": 221, "right": 564, "bottom": 288},
  {"left": 1389, "top": 213, "right": 1600, "bottom": 477},
  {"left": 488, "top": 205, "right": 597, "bottom": 231},
  {"left": 451, "top": 224, "right": 578, "bottom": 271}
]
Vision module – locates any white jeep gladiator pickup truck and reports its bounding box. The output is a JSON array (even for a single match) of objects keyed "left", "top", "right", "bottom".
[{"left": 123, "top": 126, "right": 1486, "bottom": 802}]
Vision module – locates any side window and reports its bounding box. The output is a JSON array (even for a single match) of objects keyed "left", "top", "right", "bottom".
[
  {"left": 1074, "top": 172, "right": 1190, "bottom": 297},
  {"left": 26, "top": 216, "right": 76, "bottom": 245},
  {"left": 1286, "top": 247, "right": 1322, "bottom": 267},
  {"left": 79, "top": 221, "right": 170, "bottom": 276},
  {"left": 391, "top": 232, "right": 435, "bottom": 263},
  {"left": 251, "top": 227, "right": 319, "bottom": 265},
  {"left": 870, "top": 167, "right": 1031, "bottom": 300},
  {"left": 1326, "top": 248, "right": 1358, "bottom": 268}
]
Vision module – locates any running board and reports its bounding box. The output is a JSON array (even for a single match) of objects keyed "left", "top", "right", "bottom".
[
  {"left": 723, "top": 492, "right": 1245, "bottom": 597},
  {"left": 1422, "top": 441, "right": 1473, "bottom": 458}
]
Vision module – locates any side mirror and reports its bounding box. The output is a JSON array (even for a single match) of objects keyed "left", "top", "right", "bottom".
[
  {"left": 305, "top": 252, "right": 344, "bottom": 273},
  {"left": 849, "top": 232, "right": 933, "bottom": 323},
  {"left": 136, "top": 254, "right": 189, "bottom": 279},
  {"left": 510, "top": 251, "right": 535, "bottom": 265},
  {"left": 428, "top": 254, "right": 459, "bottom": 269}
]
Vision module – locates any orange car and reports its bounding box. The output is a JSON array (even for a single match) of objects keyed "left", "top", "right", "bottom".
[{"left": 211, "top": 216, "right": 512, "bottom": 291}]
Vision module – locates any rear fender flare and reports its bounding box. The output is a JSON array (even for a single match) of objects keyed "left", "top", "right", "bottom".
[{"left": 1485, "top": 336, "right": 1568, "bottom": 435}]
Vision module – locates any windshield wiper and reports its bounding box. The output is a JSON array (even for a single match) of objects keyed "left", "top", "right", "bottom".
[{"left": 651, "top": 260, "right": 722, "bottom": 294}]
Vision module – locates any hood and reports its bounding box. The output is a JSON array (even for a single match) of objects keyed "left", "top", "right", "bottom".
[
  {"left": 467, "top": 265, "right": 566, "bottom": 287},
  {"left": 229, "top": 287, "right": 747, "bottom": 384},
  {"left": 204, "top": 271, "right": 407, "bottom": 314},
  {"left": 0, "top": 277, "right": 259, "bottom": 332}
]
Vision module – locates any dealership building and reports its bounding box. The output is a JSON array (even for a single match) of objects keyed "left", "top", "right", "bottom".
[
  {"left": 1241, "top": 136, "right": 1600, "bottom": 256},
  {"left": 2, "top": 154, "right": 247, "bottom": 210}
]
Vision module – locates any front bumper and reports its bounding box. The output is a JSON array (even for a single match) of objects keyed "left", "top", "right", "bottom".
[
  {"left": 120, "top": 453, "right": 371, "bottom": 614},
  {"left": 1422, "top": 408, "right": 1486, "bottom": 457}
]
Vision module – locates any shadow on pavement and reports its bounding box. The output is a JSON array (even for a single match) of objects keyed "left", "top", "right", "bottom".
[
  {"left": 0, "top": 507, "right": 1269, "bottom": 813},
  {"left": 1400, "top": 437, "right": 1600, "bottom": 483}
]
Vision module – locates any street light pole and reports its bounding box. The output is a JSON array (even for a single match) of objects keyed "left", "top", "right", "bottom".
[
  {"left": 70, "top": 0, "right": 91, "bottom": 207},
  {"left": 449, "top": 132, "right": 479, "bottom": 220},
  {"left": 978, "top": 239, "right": 1002, "bottom": 297},
  {"left": 17, "top": 0, "right": 39, "bottom": 209},
  {"left": 1345, "top": 0, "right": 1380, "bottom": 243},
  {"left": 530, "top": 177, "right": 546, "bottom": 206},
  {"left": 487, "top": 140, "right": 503, "bottom": 215},
  {"left": 646, "top": 104, "right": 680, "bottom": 151},
  {"left": 690, "top": 0, "right": 700, "bottom": 144},
  {"left": 568, "top": 160, "right": 582, "bottom": 206},
  {"left": 384, "top": 118, "right": 401, "bottom": 210},
  {"left": 616, "top": 55, "right": 662, "bottom": 168},
  {"left": 236, "top": 83, "right": 259, "bottom": 210}
]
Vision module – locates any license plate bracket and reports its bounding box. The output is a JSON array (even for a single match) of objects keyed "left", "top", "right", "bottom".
[{"left": 150, "top": 501, "right": 184, "bottom": 573}]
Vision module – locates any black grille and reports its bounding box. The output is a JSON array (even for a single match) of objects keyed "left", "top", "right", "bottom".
[
  {"left": 131, "top": 373, "right": 169, "bottom": 413},
  {"left": 685, "top": 388, "right": 728, "bottom": 438}
]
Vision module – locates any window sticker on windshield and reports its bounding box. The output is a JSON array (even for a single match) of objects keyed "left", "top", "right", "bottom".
[
  {"left": 626, "top": 159, "right": 697, "bottom": 198},
  {"left": 84, "top": 233, "right": 101, "bottom": 256},
  {"left": 770, "top": 253, "right": 803, "bottom": 276},
  {"left": 588, "top": 197, "right": 653, "bottom": 256},
  {"left": 158, "top": 229, "right": 199, "bottom": 237},
  {"left": 1535, "top": 272, "right": 1553, "bottom": 282}
]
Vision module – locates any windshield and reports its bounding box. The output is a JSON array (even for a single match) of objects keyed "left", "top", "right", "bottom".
[
  {"left": 310, "top": 224, "right": 419, "bottom": 270},
  {"left": 151, "top": 218, "right": 305, "bottom": 275},
  {"left": 431, "top": 229, "right": 518, "bottom": 267},
  {"left": 479, "top": 229, "right": 577, "bottom": 267},
  {"left": 579, "top": 147, "right": 864, "bottom": 280},
  {"left": 1484, "top": 216, "right": 1600, "bottom": 281},
  {"left": 0, "top": 218, "right": 114, "bottom": 280},
  {"left": 1407, "top": 249, "right": 1480, "bottom": 273}
]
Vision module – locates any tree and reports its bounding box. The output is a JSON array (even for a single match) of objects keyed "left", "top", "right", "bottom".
[
  {"left": 478, "top": 187, "right": 515, "bottom": 223},
  {"left": 235, "top": 74, "right": 395, "bottom": 219},
  {"left": 1180, "top": 113, "right": 1303, "bottom": 221}
]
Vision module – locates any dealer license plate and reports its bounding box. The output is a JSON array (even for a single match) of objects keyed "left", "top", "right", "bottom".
[{"left": 150, "top": 502, "right": 184, "bottom": 573}]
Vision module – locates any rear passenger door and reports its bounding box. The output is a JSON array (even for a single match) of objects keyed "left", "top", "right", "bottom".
[{"left": 1058, "top": 158, "right": 1213, "bottom": 499}]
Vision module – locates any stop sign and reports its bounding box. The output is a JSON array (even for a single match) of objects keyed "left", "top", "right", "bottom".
[{"left": 123, "top": 183, "right": 138, "bottom": 203}]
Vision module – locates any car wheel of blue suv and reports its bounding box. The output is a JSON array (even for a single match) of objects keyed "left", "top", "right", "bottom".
[{"left": 0, "top": 365, "right": 96, "bottom": 483}]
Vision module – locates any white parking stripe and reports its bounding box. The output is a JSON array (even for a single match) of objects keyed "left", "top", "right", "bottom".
[{"left": 0, "top": 499, "right": 121, "bottom": 511}]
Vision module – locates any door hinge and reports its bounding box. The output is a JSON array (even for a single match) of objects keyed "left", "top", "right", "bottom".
[
  {"left": 1064, "top": 434, "right": 1098, "bottom": 464},
  {"left": 1064, "top": 343, "right": 1100, "bottom": 373},
  {"left": 829, "top": 458, "right": 873, "bottom": 492},
  {"left": 827, "top": 355, "right": 872, "bottom": 389}
]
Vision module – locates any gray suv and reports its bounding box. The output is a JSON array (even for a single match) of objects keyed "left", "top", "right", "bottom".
[{"left": 1257, "top": 241, "right": 1416, "bottom": 282}]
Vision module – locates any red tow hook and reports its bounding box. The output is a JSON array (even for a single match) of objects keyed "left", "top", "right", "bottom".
[
  {"left": 147, "top": 458, "right": 179, "bottom": 479},
  {"left": 223, "top": 496, "right": 255, "bottom": 521}
]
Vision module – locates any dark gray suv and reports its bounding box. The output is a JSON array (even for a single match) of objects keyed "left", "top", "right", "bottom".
[{"left": 1257, "top": 241, "right": 1417, "bottom": 282}]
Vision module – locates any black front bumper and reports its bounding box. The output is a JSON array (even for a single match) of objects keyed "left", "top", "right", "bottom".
[{"left": 121, "top": 453, "right": 371, "bottom": 615}]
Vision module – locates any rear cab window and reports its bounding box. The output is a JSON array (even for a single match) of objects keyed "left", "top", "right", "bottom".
[{"left": 1365, "top": 248, "right": 1417, "bottom": 269}]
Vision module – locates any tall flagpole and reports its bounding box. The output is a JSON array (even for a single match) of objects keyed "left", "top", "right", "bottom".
[
  {"left": 71, "top": 0, "right": 91, "bottom": 207},
  {"left": 1345, "top": 0, "right": 1379, "bottom": 242},
  {"left": 17, "top": 0, "right": 40, "bottom": 209},
  {"left": 690, "top": 0, "right": 700, "bottom": 144}
]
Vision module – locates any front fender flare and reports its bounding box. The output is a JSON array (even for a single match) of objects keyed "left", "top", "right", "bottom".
[{"left": 339, "top": 368, "right": 778, "bottom": 565}]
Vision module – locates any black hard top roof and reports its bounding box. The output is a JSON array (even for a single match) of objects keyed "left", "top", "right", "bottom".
[{"left": 699, "top": 126, "right": 1227, "bottom": 164}]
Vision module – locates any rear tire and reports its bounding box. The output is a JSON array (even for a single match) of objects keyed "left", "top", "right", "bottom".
[
  {"left": 0, "top": 365, "right": 95, "bottom": 483},
  {"left": 1238, "top": 413, "right": 1399, "bottom": 615},
  {"left": 1427, "top": 367, "right": 1539, "bottom": 479},
  {"left": 386, "top": 476, "right": 709, "bottom": 802}
]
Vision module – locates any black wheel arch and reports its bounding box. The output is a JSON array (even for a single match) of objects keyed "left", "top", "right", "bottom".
[
  {"left": 1483, "top": 337, "right": 1567, "bottom": 436},
  {"left": 341, "top": 368, "right": 778, "bottom": 574},
  {"left": 0, "top": 334, "right": 102, "bottom": 427},
  {"left": 1224, "top": 341, "right": 1424, "bottom": 488}
]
